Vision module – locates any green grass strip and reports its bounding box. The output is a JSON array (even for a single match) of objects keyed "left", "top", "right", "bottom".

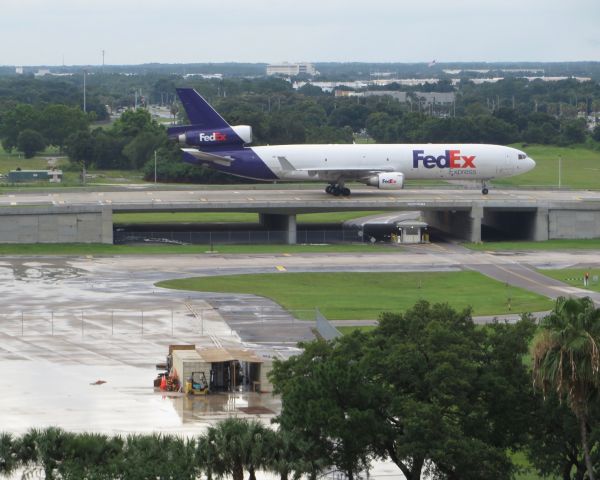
[
  {"left": 538, "top": 268, "right": 600, "bottom": 292},
  {"left": 0, "top": 243, "right": 393, "bottom": 256},
  {"left": 113, "top": 211, "right": 386, "bottom": 225},
  {"left": 157, "top": 271, "right": 553, "bottom": 319},
  {"left": 465, "top": 239, "right": 600, "bottom": 251}
]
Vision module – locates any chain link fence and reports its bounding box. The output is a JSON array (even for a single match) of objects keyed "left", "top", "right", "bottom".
[
  {"left": 0, "top": 309, "right": 207, "bottom": 338},
  {"left": 0, "top": 307, "right": 324, "bottom": 338},
  {"left": 114, "top": 229, "right": 363, "bottom": 245}
]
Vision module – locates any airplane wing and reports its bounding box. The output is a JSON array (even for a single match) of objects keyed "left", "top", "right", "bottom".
[
  {"left": 275, "top": 156, "right": 391, "bottom": 176},
  {"left": 182, "top": 148, "right": 233, "bottom": 167},
  {"left": 277, "top": 156, "right": 393, "bottom": 180}
]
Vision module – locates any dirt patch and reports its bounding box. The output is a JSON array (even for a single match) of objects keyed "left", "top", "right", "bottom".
[{"left": 238, "top": 406, "right": 274, "bottom": 415}]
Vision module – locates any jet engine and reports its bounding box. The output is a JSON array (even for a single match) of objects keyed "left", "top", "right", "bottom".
[{"left": 366, "top": 172, "right": 405, "bottom": 190}]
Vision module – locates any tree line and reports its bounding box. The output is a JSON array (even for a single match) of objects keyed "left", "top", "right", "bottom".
[
  {"left": 1, "top": 297, "right": 598, "bottom": 479},
  {"left": 1, "top": 75, "right": 599, "bottom": 183}
]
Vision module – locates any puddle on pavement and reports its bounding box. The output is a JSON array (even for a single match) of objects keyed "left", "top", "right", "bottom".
[
  {"left": 0, "top": 360, "right": 280, "bottom": 434},
  {"left": 168, "top": 391, "right": 280, "bottom": 423},
  {"left": 0, "top": 262, "right": 84, "bottom": 283}
]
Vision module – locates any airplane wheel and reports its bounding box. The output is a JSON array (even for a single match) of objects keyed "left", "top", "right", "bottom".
[
  {"left": 341, "top": 187, "right": 351, "bottom": 196},
  {"left": 325, "top": 185, "right": 333, "bottom": 194},
  {"left": 482, "top": 187, "right": 489, "bottom": 195},
  {"left": 332, "top": 187, "right": 341, "bottom": 197}
]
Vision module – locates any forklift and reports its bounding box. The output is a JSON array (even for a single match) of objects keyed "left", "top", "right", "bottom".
[{"left": 185, "top": 371, "right": 209, "bottom": 395}]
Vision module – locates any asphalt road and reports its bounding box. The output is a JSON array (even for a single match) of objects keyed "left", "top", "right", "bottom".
[{"left": 2, "top": 186, "right": 600, "bottom": 211}]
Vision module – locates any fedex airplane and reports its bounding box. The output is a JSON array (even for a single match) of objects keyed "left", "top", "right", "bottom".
[{"left": 168, "top": 88, "right": 535, "bottom": 196}]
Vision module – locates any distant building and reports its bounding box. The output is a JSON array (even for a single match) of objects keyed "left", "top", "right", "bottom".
[
  {"left": 348, "top": 90, "right": 455, "bottom": 105},
  {"left": 267, "top": 62, "right": 317, "bottom": 76},
  {"left": 362, "top": 91, "right": 408, "bottom": 102},
  {"left": 414, "top": 91, "right": 455, "bottom": 105},
  {"left": 15, "top": 67, "right": 23, "bottom": 75},
  {"left": 183, "top": 73, "right": 223, "bottom": 79},
  {"left": 33, "top": 69, "right": 73, "bottom": 78}
]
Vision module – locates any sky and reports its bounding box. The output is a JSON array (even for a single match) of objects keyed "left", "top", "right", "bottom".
[{"left": 0, "top": 0, "right": 598, "bottom": 66}]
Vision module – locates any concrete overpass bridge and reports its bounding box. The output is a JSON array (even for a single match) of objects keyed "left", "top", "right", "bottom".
[{"left": 1, "top": 187, "right": 599, "bottom": 244}]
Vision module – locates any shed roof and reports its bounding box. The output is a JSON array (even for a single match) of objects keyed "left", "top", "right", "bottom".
[{"left": 198, "top": 347, "right": 264, "bottom": 364}]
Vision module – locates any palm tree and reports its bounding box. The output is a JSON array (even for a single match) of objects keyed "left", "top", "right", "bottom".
[
  {"left": 38, "top": 427, "right": 74, "bottom": 480},
  {"left": 0, "top": 432, "right": 20, "bottom": 476},
  {"left": 58, "top": 431, "right": 124, "bottom": 479},
  {"left": 532, "top": 296, "right": 600, "bottom": 480},
  {"left": 244, "top": 420, "right": 272, "bottom": 480},
  {"left": 197, "top": 417, "right": 276, "bottom": 480},
  {"left": 266, "top": 428, "right": 305, "bottom": 480},
  {"left": 200, "top": 418, "right": 249, "bottom": 480},
  {"left": 14, "top": 428, "right": 41, "bottom": 478}
]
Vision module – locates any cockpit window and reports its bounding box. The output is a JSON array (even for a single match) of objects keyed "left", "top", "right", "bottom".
[{"left": 518, "top": 153, "right": 527, "bottom": 160}]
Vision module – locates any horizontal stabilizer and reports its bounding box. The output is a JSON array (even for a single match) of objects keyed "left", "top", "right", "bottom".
[{"left": 182, "top": 148, "right": 233, "bottom": 167}]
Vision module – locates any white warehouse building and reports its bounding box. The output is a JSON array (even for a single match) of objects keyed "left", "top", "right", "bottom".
[{"left": 266, "top": 62, "right": 317, "bottom": 76}]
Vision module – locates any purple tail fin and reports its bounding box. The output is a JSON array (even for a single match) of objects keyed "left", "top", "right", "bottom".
[{"left": 176, "top": 88, "right": 230, "bottom": 129}]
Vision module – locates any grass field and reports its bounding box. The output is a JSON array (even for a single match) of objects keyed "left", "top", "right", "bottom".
[
  {"left": 113, "top": 210, "right": 386, "bottom": 224},
  {"left": 494, "top": 144, "right": 600, "bottom": 189},
  {"left": 466, "top": 239, "right": 600, "bottom": 251},
  {"left": 0, "top": 243, "right": 394, "bottom": 256},
  {"left": 0, "top": 145, "right": 146, "bottom": 186},
  {"left": 157, "top": 271, "right": 553, "bottom": 319},
  {"left": 539, "top": 268, "right": 600, "bottom": 292}
]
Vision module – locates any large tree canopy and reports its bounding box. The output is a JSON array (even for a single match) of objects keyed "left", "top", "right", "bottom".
[{"left": 270, "top": 301, "right": 537, "bottom": 480}]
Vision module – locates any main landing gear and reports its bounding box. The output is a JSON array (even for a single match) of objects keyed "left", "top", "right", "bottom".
[
  {"left": 481, "top": 181, "right": 489, "bottom": 195},
  {"left": 325, "top": 184, "right": 351, "bottom": 196}
]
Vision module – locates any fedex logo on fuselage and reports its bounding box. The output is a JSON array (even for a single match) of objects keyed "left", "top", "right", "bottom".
[
  {"left": 199, "top": 132, "right": 227, "bottom": 142},
  {"left": 412, "top": 150, "right": 476, "bottom": 169}
]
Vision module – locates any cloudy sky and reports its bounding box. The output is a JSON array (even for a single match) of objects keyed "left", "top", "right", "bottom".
[{"left": 1, "top": 0, "right": 598, "bottom": 66}]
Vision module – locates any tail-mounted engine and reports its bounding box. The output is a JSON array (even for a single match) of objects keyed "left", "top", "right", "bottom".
[{"left": 170, "top": 125, "right": 252, "bottom": 147}]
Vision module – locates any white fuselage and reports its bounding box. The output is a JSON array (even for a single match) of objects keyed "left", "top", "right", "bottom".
[{"left": 251, "top": 143, "right": 535, "bottom": 183}]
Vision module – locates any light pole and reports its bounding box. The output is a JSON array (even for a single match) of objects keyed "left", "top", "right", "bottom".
[
  {"left": 558, "top": 155, "right": 562, "bottom": 189},
  {"left": 154, "top": 150, "right": 157, "bottom": 184},
  {"left": 83, "top": 69, "right": 87, "bottom": 113}
]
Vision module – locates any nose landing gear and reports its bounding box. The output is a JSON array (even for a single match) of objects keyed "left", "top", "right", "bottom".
[{"left": 481, "top": 181, "right": 489, "bottom": 195}]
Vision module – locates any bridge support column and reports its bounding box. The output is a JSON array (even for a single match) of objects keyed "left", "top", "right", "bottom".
[
  {"left": 259, "top": 213, "right": 297, "bottom": 244},
  {"left": 532, "top": 207, "right": 549, "bottom": 241},
  {"left": 469, "top": 205, "right": 483, "bottom": 243}
]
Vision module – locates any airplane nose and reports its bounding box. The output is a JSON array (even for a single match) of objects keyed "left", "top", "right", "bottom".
[{"left": 527, "top": 157, "right": 536, "bottom": 172}]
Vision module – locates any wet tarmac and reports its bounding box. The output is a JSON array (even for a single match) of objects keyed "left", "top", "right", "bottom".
[
  {"left": 1, "top": 248, "right": 599, "bottom": 440},
  {"left": 0, "top": 256, "right": 297, "bottom": 436}
]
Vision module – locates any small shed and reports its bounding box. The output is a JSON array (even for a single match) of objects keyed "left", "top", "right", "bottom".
[
  {"left": 171, "top": 345, "right": 273, "bottom": 393},
  {"left": 360, "top": 219, "right": 429, "bottom": 244},
  {"left": 172, "top": 349, "right": 211, "bottom": 391},
  {"left": 395, "top": 219, "right": 429, "bottom": 244}
]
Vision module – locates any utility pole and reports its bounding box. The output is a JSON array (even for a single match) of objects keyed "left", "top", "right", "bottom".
[
  {"left": 83, "top": 70, "right": 87, "bottom": 113},
  {"left": 154, "top": 150, "right": 157, "bottom": 184},
  {"left": 558, "top": 155, "right": 562, "bottom": 189}
]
